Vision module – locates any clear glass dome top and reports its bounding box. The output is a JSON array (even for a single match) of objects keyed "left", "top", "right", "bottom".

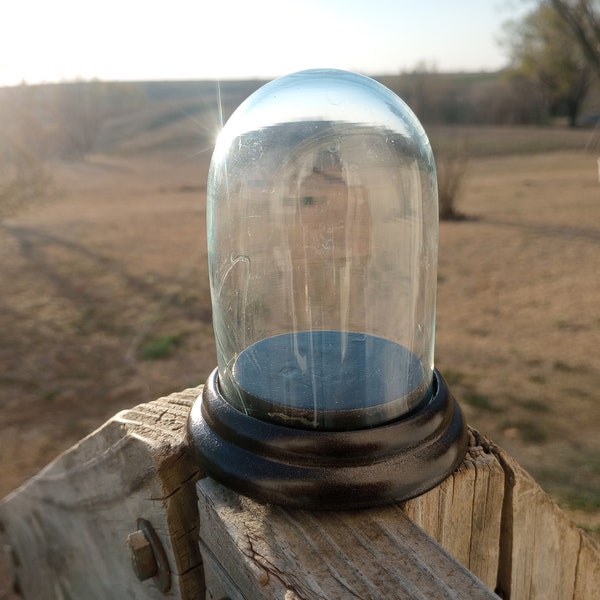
[{"left": 207, "top": 69, "right": 439, "bottom": 430}]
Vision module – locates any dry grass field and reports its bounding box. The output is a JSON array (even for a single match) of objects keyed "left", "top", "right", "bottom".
[
  {"left": 436, "top": 147, "right": 600, "bottom": 532},
  {"left": 0, "top": 116, "right": 599, "bottom": 594}
]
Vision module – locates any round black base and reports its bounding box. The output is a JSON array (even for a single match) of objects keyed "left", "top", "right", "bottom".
[{"left": 186, "top": 368, "right": 467, "bottom": 509}]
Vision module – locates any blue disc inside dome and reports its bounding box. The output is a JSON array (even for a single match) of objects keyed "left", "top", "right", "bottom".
[{"left": 231, "top": 330, "right": 428, "bottom": 430}]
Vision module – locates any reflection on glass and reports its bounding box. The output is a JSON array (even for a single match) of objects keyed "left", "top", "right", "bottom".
[{"left": 207, "top": 70, "right": 438, "bottom": 430}]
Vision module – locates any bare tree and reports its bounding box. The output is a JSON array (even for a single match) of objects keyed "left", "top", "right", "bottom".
[
  {"left": 433, "top": 138, "right": 470, "bottom": 221},
  {"left": 504, "top": 2, "right": 593, "bottom": 126},
  {"left": 0, "top": 85, "right": 54, "bottom": 217},
  {"left": 549, "top": 0, "right": 600, "bottom": 79}
]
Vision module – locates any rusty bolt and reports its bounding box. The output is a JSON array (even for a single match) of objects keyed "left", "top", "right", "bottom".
[
  {"left": 127, "top": 519, "right": 171, "bottom": 592},
  {"left": 127, "top": 529, "right": 158, "bottom": 581}
]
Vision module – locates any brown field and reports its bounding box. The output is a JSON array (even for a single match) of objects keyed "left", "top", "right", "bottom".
[{"left": 0, "top": 119, "right": 599, "bottom": 596}]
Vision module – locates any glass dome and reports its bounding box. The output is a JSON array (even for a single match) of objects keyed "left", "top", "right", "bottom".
[{"left": 207, "top": 69, "right": 439, "bottom": 431}]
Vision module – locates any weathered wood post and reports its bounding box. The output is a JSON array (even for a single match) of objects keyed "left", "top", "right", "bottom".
[
  {"left": 1, "top": 70, "right": 599, "bottom": 598},
  {"left": 1, "top": 388, "right": 598, "bottom": 598}
]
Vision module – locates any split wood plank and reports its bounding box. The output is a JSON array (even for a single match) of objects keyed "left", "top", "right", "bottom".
[
  {"left": 0, "top": 387, "right": 204, "bottom": 600},
  {"left": 404, "top": 429, "right": 600, "bottom": 600},
  {"left": 196, "top": 476, "right": 499, "bottom": 599},
  {"left": 495, "top": 447, "right": 600, "bottom": 600},
  {"left": 402, "top": 428, "right": 505, "bottom": 590}
]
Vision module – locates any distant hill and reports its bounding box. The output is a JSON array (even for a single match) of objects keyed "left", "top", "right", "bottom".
[
  {"left": 95, "top": 80, "right": 267, "bottom": 156},
  {"left": 1, "top": 72, "right": 597, "bottom": 169},
  {"left": 0, "top": 79, "right": 267, "bottom": 164}
]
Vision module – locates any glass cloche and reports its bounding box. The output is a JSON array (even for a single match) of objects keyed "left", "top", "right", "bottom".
[{"left": 207, "top": 68, "right": 439, "bottom": 431}]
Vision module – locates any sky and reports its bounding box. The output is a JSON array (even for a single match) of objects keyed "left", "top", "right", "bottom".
[{"left": 0, "top": 0, "right": 531, "bottom": 86}]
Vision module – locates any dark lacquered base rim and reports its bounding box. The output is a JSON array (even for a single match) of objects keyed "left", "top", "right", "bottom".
[{"left": 186, "top": 367, "right": 467, "bottom": 509}]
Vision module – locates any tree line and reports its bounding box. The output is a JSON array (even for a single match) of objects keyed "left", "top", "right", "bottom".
[{"left": 382, "top": 1, "right": 600, "bottom": 128}]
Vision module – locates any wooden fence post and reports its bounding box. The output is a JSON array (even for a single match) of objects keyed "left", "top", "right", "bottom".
[
  {"left": 0, "top": 388, "right": 204, "bottom": 599},
  {"left": 1, "top": 387, "right": 598, "bottom": 599}
]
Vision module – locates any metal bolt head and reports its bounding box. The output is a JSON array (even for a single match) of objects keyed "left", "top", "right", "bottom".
[
  {"left": 127, "top": 529, "right": 158, "bottom": 581},
  {"left": 127, "top": 519, "right": 171, "bottom": 593}
]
